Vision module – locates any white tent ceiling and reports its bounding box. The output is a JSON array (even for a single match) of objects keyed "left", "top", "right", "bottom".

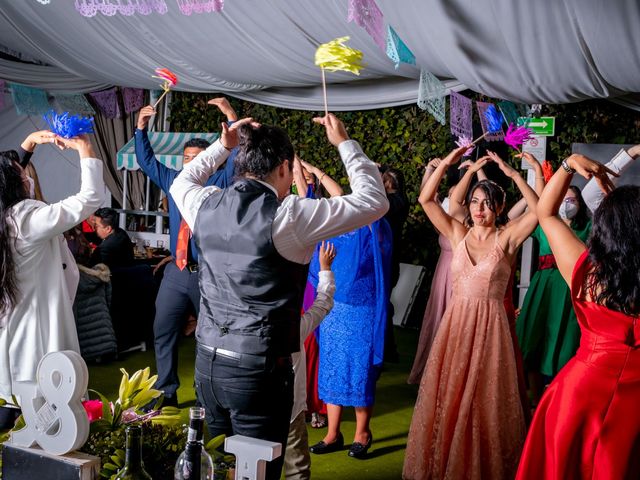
[{"left": 0, "top": 0, "right": 639, "bottom": 110}]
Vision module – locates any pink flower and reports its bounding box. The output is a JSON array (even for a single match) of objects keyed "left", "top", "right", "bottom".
[{"left": 82, "top": 400, "right": 103, "bottom": 422}]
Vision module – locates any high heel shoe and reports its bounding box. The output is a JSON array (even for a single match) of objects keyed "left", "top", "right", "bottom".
[
  {"left": 309, "top": 432, "right": 344, "bottom": 454},
  {"left": 348, "top": 432, "right": 372, "bottom": 459}
]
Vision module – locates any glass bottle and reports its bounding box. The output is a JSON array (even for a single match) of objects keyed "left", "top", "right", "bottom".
[
  {"left": 114, "top": 425, "right": 153, "bottom": 479},
  {"left": 174, "top": 407, "right": 214, "bottom": 479}
]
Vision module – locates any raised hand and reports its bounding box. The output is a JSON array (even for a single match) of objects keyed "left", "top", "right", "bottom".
[
  {"left": 460, "top": 156, "right": 490, "bottom": 173},
  {"left": 566, "top": 154, "right": 618, "bottom": 193},
  {"left": 26, "top": 130, "right": 57, "bottom": 147},
  {"left": 298, "top": 158, "right": 318, "bottom": 175},
  {"left": 56, "top": 134, "right": 96, "bottom": 158},
  {"left": 319, "top": 241, "right": 337, "bottom": 271},
  {"left": 220, "top": 117, "right": 257, "bottom": 150},
  {"left": 426, "top": 157, "right": 442, "bottom": 170},
  {"left": 487, "top": 150, "right": 518, "bottom": 178},
  {"left": 293, "top": 154, "right": 303, "bottom": 174},
  {"left": 207, "top": 97, "right": 238, "bottom": 121},
  {"left": 312, "top": 113, "right": 349, "bottom": 147},
  {"left": 517, "top": 152, "right": 541, "bottom": 169},
  {"left": 442, "top": 146, "right": 469, "bottom": 167},
  {"left": 136, "top": 105, "right": 156, "bottom": 130}
]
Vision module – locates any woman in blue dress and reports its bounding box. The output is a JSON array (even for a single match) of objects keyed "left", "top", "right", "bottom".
[{"left": 308, "top": 218, "right": 392, "bottom": 459}]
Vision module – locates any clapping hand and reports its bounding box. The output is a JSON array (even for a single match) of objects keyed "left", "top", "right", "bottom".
[{"left": 319, "top": 241, "right": 337, "bottom": 271}]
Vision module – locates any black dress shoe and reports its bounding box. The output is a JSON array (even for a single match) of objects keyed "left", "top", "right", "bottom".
[
  {"left": 309, "top": 433, "right": 344, "bottom": 454},
  {"left": 348, "top": 433, "right": 372, "bottom": 459}
]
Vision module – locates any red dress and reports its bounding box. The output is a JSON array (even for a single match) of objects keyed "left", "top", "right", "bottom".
[{"left": 516, "top": 250, "right": 640, "bottom": 480}]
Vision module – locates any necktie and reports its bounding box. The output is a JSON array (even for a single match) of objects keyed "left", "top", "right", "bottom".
[{"left": 175, "top": 219, "right": 190, "bottom": 271}]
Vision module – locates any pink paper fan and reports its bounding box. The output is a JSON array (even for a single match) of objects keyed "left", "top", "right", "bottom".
[
  {"left": 455, "top": 135, "right": 475, "bottom": 157},
  {"left": 153, "top": 67, "right": 178, "bottom": 90},
  {"left": 504, "top": 123, "right": 533, "bottom": 150}
]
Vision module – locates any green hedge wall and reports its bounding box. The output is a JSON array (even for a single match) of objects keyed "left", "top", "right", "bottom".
[{"left": 169, "top": 91, "right": 639, "bottom": 271}]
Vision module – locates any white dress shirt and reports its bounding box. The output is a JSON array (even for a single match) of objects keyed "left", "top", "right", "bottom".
[
  {"left": 582, "top": 148, "right": 636, "bottom": 212},
  {"left": 291, "top": 270, "right": 335, "bottom": 422},
  {"left": 0, "top": 157, "right": 105, "bottom": 402},
  {"left": 169, "top": 139, "right": 389, "bottom": 264}
]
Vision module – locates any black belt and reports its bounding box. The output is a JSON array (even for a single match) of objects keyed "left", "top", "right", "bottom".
[{"left": 198, "top": 343, "right": 292, "bottom": 369}]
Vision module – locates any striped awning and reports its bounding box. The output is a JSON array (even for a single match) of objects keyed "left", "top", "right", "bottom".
[{"left": 117, "top": 131, "right": 219, "bottom": 171}]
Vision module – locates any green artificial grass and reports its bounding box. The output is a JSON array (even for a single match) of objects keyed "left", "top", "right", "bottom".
[{"left": 87, "top": 327, "right": 420, "bottom": 480}]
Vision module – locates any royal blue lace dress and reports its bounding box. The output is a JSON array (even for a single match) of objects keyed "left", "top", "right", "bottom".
[{"left": 311, "top": 219, "right": 392, "bottom": 407}]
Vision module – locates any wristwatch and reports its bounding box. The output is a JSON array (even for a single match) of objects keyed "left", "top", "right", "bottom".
[{"left": 561, "top": 159, "right": 575, "bottom": 174}]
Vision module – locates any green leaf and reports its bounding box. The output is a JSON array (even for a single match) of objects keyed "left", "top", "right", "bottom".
[{"left": 205, "top": 433, "right": 226, "bottom": 452}]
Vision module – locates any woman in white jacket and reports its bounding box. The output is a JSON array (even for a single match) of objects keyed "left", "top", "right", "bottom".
[{"left": 0, "top": 134, "right": 104, "bottom": 422}]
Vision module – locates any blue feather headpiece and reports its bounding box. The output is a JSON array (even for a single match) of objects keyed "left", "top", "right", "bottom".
[
  {"left": 43, "top": 110, "right": 94, "bottom": 139},
  {"left": 484, "top": 105, "right": 504, "bottom": 133}
]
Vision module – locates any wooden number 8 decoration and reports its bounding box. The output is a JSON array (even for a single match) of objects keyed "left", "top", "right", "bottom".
[{"left": 11, "top": 351, "right": 90, "bottom": 456}]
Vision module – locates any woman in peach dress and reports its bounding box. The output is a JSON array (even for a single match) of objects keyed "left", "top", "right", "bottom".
[{"left": 403, "top": 149, "right": 538, "bottom": 480}]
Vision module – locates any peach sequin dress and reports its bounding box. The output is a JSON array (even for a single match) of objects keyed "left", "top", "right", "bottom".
[{"left": 403, "top": 230, "right": 526, "bottom": 480}]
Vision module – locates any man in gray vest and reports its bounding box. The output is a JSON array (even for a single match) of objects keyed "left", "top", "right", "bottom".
[{"left": 170, "top": 114, "right": 388, "bottom": 480}]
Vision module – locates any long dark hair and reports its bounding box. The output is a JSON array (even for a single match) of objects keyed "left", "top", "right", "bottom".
[
  {"left": 464, "top": 180, "right": 508, "bottom": 228},
  {"left": 587, "top": 185, "right": 640, "bottom": 316},
  {"left": 0, "top": 153, "right": 28, "bottom": 316},
  {"left": 567, "top": 185, "right": 590, "bottom": 230}
]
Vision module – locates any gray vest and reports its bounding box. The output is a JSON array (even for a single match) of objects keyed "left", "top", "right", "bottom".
[{"left": 193, "top": 179, "right": 308, "bottom": 356}]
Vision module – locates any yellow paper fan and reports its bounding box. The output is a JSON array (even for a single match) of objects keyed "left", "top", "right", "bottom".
[{"left": 315, "top": 36, "right": 364, "bottom": 75}]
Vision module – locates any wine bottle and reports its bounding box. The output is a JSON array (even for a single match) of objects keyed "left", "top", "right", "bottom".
[
  {"left": 114, "top": 425, "right": 153, "bottom": 479},
  {"left": 174, "top": 407, "right": 214, "bottom": 479}
]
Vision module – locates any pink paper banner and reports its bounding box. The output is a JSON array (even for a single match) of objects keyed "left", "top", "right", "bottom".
[
  {"left": 347, "top": 0, "right": 385, "bottom": 50},
  {"left": 450, "top": 91, "right": 472, "bottom": 138}
]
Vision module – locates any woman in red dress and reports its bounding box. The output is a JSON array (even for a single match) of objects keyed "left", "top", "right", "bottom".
[{"left": 516, "top": 152, "right": 640, "bottom": 480}]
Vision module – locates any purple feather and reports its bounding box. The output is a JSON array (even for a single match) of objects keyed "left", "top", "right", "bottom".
[
  {"left": 43, "top": 110, "right": 94, "bottom": 139},
  {"left": 484, "top": 105, "right": 504, "bottom": 133},
  {"left": 504, "top": 123, "right": 533, "bottom": 150}
]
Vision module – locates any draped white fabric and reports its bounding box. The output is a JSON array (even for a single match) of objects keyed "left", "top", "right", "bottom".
[{"left": 0, "top": 0, "right": 638, "bottom": 109}]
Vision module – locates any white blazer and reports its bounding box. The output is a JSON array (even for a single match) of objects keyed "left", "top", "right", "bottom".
[{"left": 0, "top": 157, "right": 105, "bottom": 402}]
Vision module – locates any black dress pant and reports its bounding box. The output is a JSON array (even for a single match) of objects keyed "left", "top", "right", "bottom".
[
  {"left": 195, "top": 344, "right": 294, "bottom": 480},
  {"left": 153, "top": 262, "right": 200, "bottom": 399}
]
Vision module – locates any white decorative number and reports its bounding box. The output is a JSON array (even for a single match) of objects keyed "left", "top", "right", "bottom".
[{"left": 11, "top": 351, "right": 90, "bottom": 456}]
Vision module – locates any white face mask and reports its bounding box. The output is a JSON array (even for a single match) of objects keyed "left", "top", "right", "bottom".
[
  {"left": 441, "top": 197, "right": 450, "bottom": 214},
  {"left": 26, "top": 175, "right": 36, "bottom": 199},
  {"left": 559, "top": 201, "right": 578, "bottom": 220}
]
